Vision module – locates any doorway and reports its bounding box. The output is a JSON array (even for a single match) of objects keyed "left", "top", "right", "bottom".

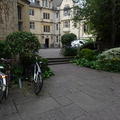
[{"left": 45, "top": 38, "right": 49, "bottom": 48}]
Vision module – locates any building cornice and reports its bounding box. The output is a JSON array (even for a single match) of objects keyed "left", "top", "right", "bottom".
[{"left": 19, "top": 0, "right": 30, "bottom": 4}]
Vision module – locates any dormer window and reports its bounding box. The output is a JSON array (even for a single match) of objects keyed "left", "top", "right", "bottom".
[
  {"left": 45, "top": 0, "right": 48, "bottom": 7},
  {"left": 42, "top": 0, "right": 52, "bottom": 8},
  {"left": 64, "top": 6, "right": 71, "bottom": 16}
]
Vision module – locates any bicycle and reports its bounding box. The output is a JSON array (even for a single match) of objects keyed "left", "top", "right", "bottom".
[
  {"left": 0, "top": 58, "right": 11, "bottom": 102},
  {"left": 31, "top": 61, "right": 43, "bottom": 95}
]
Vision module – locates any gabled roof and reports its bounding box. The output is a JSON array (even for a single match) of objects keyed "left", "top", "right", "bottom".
[{"left": 53, "top": 0, "right": 63, "bottom": 8}]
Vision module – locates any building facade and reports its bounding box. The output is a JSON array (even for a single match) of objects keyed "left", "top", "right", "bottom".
[
  {"left": 29, "top": 0, "right": 92, "bottom": 48},
  {"left": 0, "top": 0, "right": 30, "bottom": 40},
  {"left": 29, "top": 0, "right": 61, "bottom": 48},
  {"left": 59, "top": 0, "right": 92, "bottom": 39}
]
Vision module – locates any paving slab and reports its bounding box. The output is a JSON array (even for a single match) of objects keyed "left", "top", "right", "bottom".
[
  {"left": 0, "top": 64, "right": 120, "bottom": 120},
  {"left": 39, "top": 48, "right": 63, "bottom": 58}
]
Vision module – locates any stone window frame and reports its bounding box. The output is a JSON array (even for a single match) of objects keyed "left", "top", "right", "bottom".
[
  {"left": 43, "top": 13, "right": 50, "bottom": 19},
  {"left": 30, "top": 21, "right": 35, "bottom": 29},
  {"left": 63, "top": 20, "right": 70, "bottom": 28},
  {"left": 43, "top": 25, "right": 50, "bottom": 32},
  {"left": 29, "top": 9, "right": 34, "bottom": 16}
]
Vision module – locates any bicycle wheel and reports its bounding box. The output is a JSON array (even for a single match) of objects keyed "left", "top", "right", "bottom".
[
  {"left": 33, "top": 74, "right": 43, "bottom": 95},
  {"left": 4, "top": 86, "right": 8, "bottom": 99}
]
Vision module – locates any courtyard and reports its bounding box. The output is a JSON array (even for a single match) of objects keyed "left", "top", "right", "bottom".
[{"left": 0, "top": 49, "right": 120, "bottom": 120}]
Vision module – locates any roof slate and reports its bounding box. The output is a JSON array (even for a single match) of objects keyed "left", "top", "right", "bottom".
[{"left": 53, "top": 0, "right": 63, "bottom": 8}]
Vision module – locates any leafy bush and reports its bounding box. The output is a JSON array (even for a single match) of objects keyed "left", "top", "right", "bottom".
[
  {"left": 21, "top": 54, "right": 49, "bottom": 77},
  {"left": 5, "top": 32, "right": 54, "bottom": 84},
  {"left": 62, "top": 47, "right": 77, "bottom": 56},
  {"left": 98, "top": 47, "right": 120, "bottom": 60},
  {"left": 80, "top": 41, "right": 97, "bottom": 50},
  {"left": 0, "top": 40, "right": 11, "bottom": 58},
  {"left": 11, "top": 64, "right": 23, "bottom": 84},
  {"left": 12, "top": 54, "right": 53, "bottom": 83},
  {"left": 42, "top": 68, "right": 54, "bottom": 79},
  {"left": 72, "top": 48, "right": 120, "bottom": 72},
  {"left": 78, "top": 49, "right": 97, "bottom": 60},
  {"left": 97, "top": 58, "right": 120, "bottom": 72},
  {"left": 0, "top": 41, "right": 5, "bottom": 58},
  {"left": 6, "top": 32, "right": 40, "bottom": 56},
  {"left": 61, "top": 33, "right": 77, "bottom": 46}
]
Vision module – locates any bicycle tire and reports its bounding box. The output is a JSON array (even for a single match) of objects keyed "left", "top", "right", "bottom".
[
  {"left": 33, "top": 74, "right": 43, "bottom": 95},
  {"left": 4, "top": 86, "right": 8, "bottom": 99}
]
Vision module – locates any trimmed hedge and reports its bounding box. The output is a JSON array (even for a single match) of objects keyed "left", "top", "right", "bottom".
[
  {"left": 61, "top": 33, "right": 77, "bottom": 46},
  {"left": 62, "top": 47, "right": 77, "bottom": 56}
]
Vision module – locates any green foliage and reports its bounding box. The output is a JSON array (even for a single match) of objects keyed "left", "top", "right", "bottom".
[
  {"left": 40, "top": 58, "right": 49, "bottom": 73},
  {"left": 11, "top": 64, "right": 23, "bottom": 84},
  {"left": 61, "top": 33, "right": 77, "bottom": 46},
  {"left": 72, "top": 48, "right": 120, "bottom": 72},
  {"left": 73, "top": 0, "right": 120, "bottom": 49},
  {"left": 78, "top": 49, "right": 97, "bottom": 60},
  {"left": 42, "top": 68, "right": 54, "bottom": 79},
  {"left": 6, "top": 32, "right": 40, "bottom": 56},
  {"left": 0, "top": 41, "right": 5, "bottom": 58},
  {"left": 62, "top": 47, "right": 77, "bottom": 56},
  {"left": 98, "top": 47, "right": 120, "bottom": 60},
  {"left": 80, "top": 41, "right": 97, "bottom": 50},
  {"left": 97, "top": 58, "right": 120, "bottom": 72},
  {"left": 0, "top": 40, "right": 11, "bottom": 58},
  {"left": 72, "top": 58, "right": 120, "bottom": 72}
]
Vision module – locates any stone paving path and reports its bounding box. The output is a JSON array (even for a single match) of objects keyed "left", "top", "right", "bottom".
[
  {"left": 39, "top": 48, "right": 63, "bottom": 58},
  {"left": 0, "top": 63, "right": 120, "bottom": 120}
]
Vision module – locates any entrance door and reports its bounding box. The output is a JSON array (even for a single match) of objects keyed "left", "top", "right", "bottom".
[{"left": 45, "top": 38, "right": 49, "bottom": 48}]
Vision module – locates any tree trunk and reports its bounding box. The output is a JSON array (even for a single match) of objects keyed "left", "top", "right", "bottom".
[{"left": 111, "top": 0, "right": 116, "bottom": 48}]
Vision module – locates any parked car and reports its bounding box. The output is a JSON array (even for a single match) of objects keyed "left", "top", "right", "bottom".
[{"left": 71, "top": 39, "right": 86, "bottom": 48}]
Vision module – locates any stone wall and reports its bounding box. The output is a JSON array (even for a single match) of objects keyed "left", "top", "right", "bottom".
[
  {"left": 0, "top": 0, "right": 18, "bottom": 40},
  {"left": 0, "top": 0, "right": 30, "bottom": 40}
]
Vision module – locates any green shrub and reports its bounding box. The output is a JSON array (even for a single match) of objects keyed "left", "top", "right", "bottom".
[
  {"left": 98, "top": 47, "right": 120, "bottom": 60},
  {"left": 62, "top": 47, "right": 77, "bottom": 56},
  {"left": 0, "top": 41, "right": 5, "bottom": 58},
  {"left": 42, "top": 68, "right": 54, "bottom": 79},
  {"left": 72, "top": 57, "right": 120, "bottom": 72},
  {"left": 0, "top": 40, "right": 11, "bottom": 58},
  {"left": 21, "top": 54, "right": 49, "bottom": 77},
  {"left": 80, "top": 41, "right": 97, "bottom": 50},
  {"left": 97, "top": 58, "right": 120, "bottom": 72},
  {"left": 6, "top": 32, "right": 40, "bottom": 57},
  {"left": 78, "top": 49, "right": 97, "bottom": 60},
  {"left": 61, "top": 33, "right": 77, "bottom": 46},
  {"left": 11, "top": 64, "right": 23, "bottom": 84}
]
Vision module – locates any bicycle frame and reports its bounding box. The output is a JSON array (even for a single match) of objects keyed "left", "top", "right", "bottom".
[{"left": 34, "top": 62, "right": 42, "bottom": 83}]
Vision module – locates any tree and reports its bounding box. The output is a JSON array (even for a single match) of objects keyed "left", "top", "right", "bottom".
[
  {"left": 61, "top": 33, "right": 77, "bottom": 47},
  {"left": 73, "top": 0, "right": 120, "bottom": 50}
]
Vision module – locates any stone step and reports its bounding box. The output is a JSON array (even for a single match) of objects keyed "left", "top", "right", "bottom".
[
  {"left": 47, "top": 57, "right": 74, "bottom": 65},
  {"left": 48, "top": 61, "right": 70, "bottom": 65}
]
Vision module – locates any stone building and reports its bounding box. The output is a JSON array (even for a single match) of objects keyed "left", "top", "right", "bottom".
[
  {"left": 29, "top": 0, "right": 92, "bottom": 48},
  {"left": 29, "top": 0, "right": 61, "bottom": 48},
  {"left": 59, "top": 0, "right": 92, "bottom": 39},
  {"left": 0, "top": 0, "right": 30, "bottom": 40}
]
